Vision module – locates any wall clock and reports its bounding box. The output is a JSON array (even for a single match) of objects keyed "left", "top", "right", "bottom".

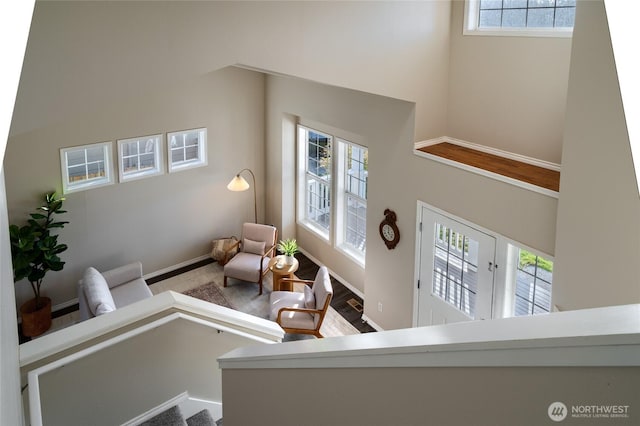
[{"left": 379, "top": 208, "right": 400, "bottom": 250}]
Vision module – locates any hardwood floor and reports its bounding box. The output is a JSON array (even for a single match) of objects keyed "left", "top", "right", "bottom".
[{"left": 418, "top": 142, "right": 560, "bottom": 192}]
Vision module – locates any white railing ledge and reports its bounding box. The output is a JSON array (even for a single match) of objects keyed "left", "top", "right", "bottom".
[
  {"left": 219, "top": 304, "right": 640, "bottom": 369},
  {"left": 20, "top": 290, "right": 284, "bottom": 367}
]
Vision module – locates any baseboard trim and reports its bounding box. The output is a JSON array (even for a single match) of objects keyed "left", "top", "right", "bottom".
[
  {"left": 144, "top": 254, "right": 212, "bottom": 280},
  {"left": 298, "top": 247, "right": 365, "bottom": 300},
  {"left": 361, "top": 314, "right": 384, "bottom": 332}
]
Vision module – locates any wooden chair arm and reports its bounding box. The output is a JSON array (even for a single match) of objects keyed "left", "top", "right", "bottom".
[
  {"left": 280, "top": 278, "right": 314, "bottom": 286},
  {"left": 276, "top": 306, "right": 323, "bottom": 323},
  {"left": 264, "top": 243, "right": 276, "bottom": 258}
]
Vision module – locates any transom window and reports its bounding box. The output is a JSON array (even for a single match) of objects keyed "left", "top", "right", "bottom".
[
  {"left": 117, "top": 134, "right": 163, "bottom": 182},
  {"left": 167, "top": 128, "right": 207, "bottom": 173},
  {"left": 465, "top": 0, "right": 575, "bottom": 37},
  {"left": 514, "top": 249, "right": 553, "bottom": 315},
  {"left": 60, "top": 142, "right": 114, "bottom": 194}
]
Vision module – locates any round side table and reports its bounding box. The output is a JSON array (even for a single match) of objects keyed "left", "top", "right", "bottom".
[{"left": 268, "top": 255, "right": 299, "bottom": 291}]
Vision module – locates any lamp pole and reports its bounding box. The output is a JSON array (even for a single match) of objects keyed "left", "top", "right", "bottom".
[{"left": 231, "top": 168, "right": 257, "bottom": 223}]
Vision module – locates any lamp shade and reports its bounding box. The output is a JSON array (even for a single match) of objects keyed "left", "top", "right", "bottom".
[{"left": 227, "top": 175, "right": 250, "bottom": 191}]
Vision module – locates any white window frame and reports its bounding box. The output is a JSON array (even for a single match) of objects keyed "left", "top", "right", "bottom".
[
  {"left": 464, "top": 0, "right": 574, "bottom": 38},
  {"left": 413, "top": 201, "right": 554, "bottom": 325},
  {"left": 297, "top": 125, "right": 332, "bottom": 241},
  {"left": 502, "top": 244, "right": 554, "bottom": 317},
  {"left": 117, "top": 134, "right": 163, "bottom": 182},
  {"left": 60, "top": 141, "right": 114, "bottom": 194},
  {"left": 335, "top": 140, "right": 367, "bottom": 266},
  {"left": 167, "top": 127, "right": 207, "bottom": 173}
]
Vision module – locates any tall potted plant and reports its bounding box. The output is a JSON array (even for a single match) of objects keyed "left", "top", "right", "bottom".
[{"left": 10, "top": 192, "right": 68, "bottom": 337}]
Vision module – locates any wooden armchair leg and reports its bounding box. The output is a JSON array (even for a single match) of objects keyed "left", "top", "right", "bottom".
[{"left": 224, "top": 276, "right": 228, "bottom": 287}]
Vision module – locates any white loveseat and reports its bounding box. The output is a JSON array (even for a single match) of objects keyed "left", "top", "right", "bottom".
[{"left": 77, "top": 261, "right": 153, "bottom": 321}]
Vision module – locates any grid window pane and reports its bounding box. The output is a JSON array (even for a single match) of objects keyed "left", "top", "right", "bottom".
[
  {"left": 345, "top": 195, "right": 366, "bottom": 252},
  {"left": 432, "top": 223, "right": 478, "bottom": 318},
  {"left": 503, "top": 9, "right": 527, "bottom": 27},
  {"left": 477, "top": 0, "right": 574, "bottom": 29},
  {"left": 306, "top": 176, "right": 331, "bottom": 232},
  {"left": 480, "top": 0, "right": 503, "bottom": 9},
  {"left": 66, "top": 150, "right": 85, "bottom": 166},
  {"left": 479, "top": 9, "right": 502, "bottom": 27},
  {"left": 527, "top": 8, "right": 554, "bottom": 27},
  {"left": 554, "top": 7, "right": 575, "bottom": 27},
  {"left": 504, "top": 0, "right": 528, "bottom": 8},
  {"left": 514, "top": 249, "right": 553, "bottom": 316}
]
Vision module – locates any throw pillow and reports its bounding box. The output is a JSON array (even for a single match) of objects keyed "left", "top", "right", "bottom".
[
  {"left": 304, "top": 285, "right": 315, "bottom": 309},
  {"left": 83, "top": 267, "right": 116, "bottom": 316},
  {"left": 243, "top": 238, "right": 266, "bottom": 255},
  {"left": 211, "top": 236, "right": 239, "bottom": 265}
]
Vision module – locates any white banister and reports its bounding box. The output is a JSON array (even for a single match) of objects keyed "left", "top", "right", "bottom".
[
  {"left": 20, "top": 290, "right": 283, "bottom": 367},
  {"left": 219, "top": 304, "right": 640, "bottom": 370}
]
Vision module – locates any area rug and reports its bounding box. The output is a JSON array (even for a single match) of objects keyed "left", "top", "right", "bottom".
[
  {"left": 149, "top": 261, "right": 358, "bottom": 339},
  {"left": 183, "top": 282, "right": 233, "bottom": 310}
]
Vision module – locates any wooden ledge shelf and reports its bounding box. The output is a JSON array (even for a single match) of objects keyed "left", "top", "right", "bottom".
[{"left": 417, "top": 142, "right": 560, "bottom": 195}]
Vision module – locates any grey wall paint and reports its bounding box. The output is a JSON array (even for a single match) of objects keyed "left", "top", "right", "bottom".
[
  {"left": 6, "top": 66, "right": 266, "bottom": 307},
  {"left": 265, "top": 75, "right": 558, "bottom": 330},
  {"left": 5, "top": 0, "right": 637, "bottom": 330},
  {"left": 447, "top": 0, "right": 572, "bottom": 163},
  {"left": 223, "top": 367, "right": 639, "bottom": 425},
  {"left": 553, "top": 0, "right": 640, "bottom": 309}
]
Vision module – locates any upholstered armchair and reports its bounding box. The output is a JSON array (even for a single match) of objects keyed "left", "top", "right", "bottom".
[
  {"left": 269, "top": 266, "right": 333, "bottom": 338},
  {"left": 223, "top": 223, "right": 277, "bottom": 295}
]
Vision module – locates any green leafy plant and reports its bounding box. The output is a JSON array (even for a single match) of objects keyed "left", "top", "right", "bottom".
[
  {"left": 9, "top": 192, "right": 69, "bottom": 310},
  {"left": 277, "top": 238, "right": 299, "bottom": 257}
]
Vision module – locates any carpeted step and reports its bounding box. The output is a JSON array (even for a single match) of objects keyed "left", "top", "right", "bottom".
[
  {"left": 138, "top": 405, "right": 187, "bottom": 426},
  {"left": 186, "top": 408, "right": 216, "bottom": 426}
]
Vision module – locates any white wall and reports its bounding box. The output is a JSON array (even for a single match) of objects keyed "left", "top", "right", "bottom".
[
  {"left": 553, "top": 0, "right": 640, "bottom": 310},
  {"left": 7, "top": 0, "right": 454, "bottom": 310},
  {"left": 446, "top": 0, "right": 572, "bottom": 163},
  {"left": 0, "top": 172, "right": 23, "bottom": 425},
  {"left": 6, "top": 66, "right": 266, "bottom": 308},
  {"left": 265, "top": 75, "right": 558, "bottom": 330},
  {"left": 30, "top": 318, "right": 266, "bottom": 426}
]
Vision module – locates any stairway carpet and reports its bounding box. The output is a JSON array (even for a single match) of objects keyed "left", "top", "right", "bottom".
[
  {"left": 186, "top": 409, "right": 216, "bottom": 426},
  {"left": 139, "top": 405, "right": 186, "bottom": 426}
]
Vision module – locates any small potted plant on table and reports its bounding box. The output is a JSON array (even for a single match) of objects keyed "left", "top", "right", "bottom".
[
  {"left": 10, "top": 192, "right": 68, "bottom": 337},
  {"left": 277, "top": 238, "right": 299, "bottom": 265}
]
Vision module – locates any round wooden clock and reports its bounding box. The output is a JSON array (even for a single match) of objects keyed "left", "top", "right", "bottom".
[{"left": 379, "top": 208, "right": 400, "bottom": 249}]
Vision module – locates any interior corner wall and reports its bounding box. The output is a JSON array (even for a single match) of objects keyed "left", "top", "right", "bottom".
[
  {"left": 5, "top": 66, "right": 266, "bottom": 308},
  {"left": 447, "top": 0, "right": 572, "bottom": 163},
  {"left": 0, "top": 171, "right": 23, "bottom": 426},
  {"left": 265, "top": 74, "right": 558, "bottom": 331},
  {"left": 553, "top": 0, "right": 640, "bottom": 311}
]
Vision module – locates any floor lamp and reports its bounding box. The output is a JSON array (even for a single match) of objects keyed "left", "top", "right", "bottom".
[{"left": 227, "top": 168, "right": 257, "bottom": 223}]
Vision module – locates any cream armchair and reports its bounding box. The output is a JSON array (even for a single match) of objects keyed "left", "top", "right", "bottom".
[
  {"left": 223, "top": 223, "right": 277, "bottom": 295},
  {"left": 269, "top": 266, "right": 333, "bottom": 338}
]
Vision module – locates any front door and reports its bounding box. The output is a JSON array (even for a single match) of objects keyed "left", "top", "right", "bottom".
[{"left": 416, "top": 206, "right": 496, "bottom": 326}]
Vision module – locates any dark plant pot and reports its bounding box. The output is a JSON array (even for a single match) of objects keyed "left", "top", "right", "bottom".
[{"left": 20, "top": 297, "right": 52, "bottom": 337}]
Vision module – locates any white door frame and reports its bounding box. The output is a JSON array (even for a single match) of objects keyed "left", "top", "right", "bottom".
[{"left": 412, "top": 201, "right": 509, "bottom": 327}]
